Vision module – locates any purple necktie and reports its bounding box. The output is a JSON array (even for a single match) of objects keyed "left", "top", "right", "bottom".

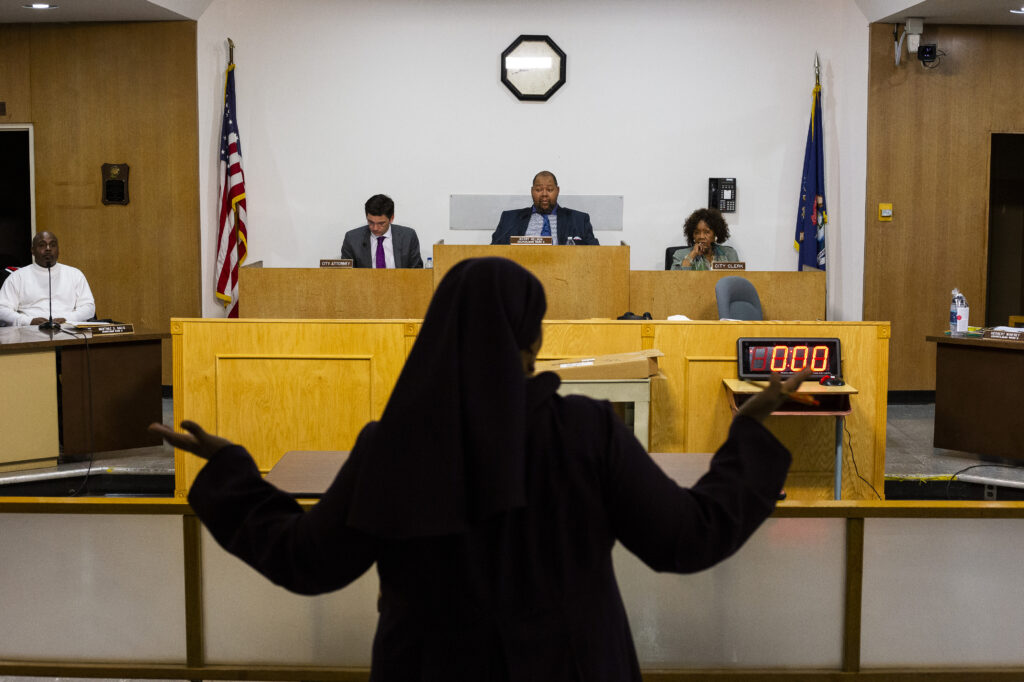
[{"left": 375, "top": 236, "right": 386, "bottom": 269}]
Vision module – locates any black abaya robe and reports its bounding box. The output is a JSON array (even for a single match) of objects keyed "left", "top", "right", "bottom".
[{"left": 188, "top": 371, "right": 791, "bottom": 681}]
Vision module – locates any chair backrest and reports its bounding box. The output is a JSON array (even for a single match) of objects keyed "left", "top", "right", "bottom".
[
  {"left": 665, "top": 245, "right": 686, "bottom": 270},
  {"left": 715, "top": 276, "right": 763, "bottom": 321}
]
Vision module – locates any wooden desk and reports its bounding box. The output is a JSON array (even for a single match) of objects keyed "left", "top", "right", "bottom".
[
  {"left": 265, "top": 450, "right": 349, "bottom": 497},
  {"left": 263, "top": 450, "right": 708, "bottom": 499},
  {"left": 926, "top": 334, "right": 1024, "bottom": 461},
  {"left": 0, "top": 326, "right": 166, "bottom": 465},
  {"left": 433, "top": 244, "right": 630, "bottom": 320},
  {"left": 239, "top": 267, "right": 433, "bottom": 319},
  {"left": 723, "top": 378, "right": 858, "bottom": 500},
  {"left": 629, "top": 270, "right": 826, "bottom": 321}
]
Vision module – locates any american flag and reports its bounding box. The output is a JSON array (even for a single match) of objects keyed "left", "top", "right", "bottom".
[{"left": 215, "top": 63, "right": 247, "bottom": 317}]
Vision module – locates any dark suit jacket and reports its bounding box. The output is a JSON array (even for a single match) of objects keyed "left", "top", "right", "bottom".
[
  {"left": 490, "top": 206, "right": 599, "bottom": 245},
  {"left": 341, "top": 224, "right": 423, "bottom": 268},
  {"left": 187, "top": 373, "right": 790, "bottom": 681}
]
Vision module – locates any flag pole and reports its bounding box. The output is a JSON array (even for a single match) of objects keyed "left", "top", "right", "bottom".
[
  {"left": 814, "top": 53, "right": 820, "bottom": 86},
  {"left": 228, "top": 38, "right": 235, "bottom": 66}
]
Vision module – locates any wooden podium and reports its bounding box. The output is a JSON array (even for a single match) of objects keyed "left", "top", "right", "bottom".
[
  {"left": 433, "top": 244, "right": 630, "bottom": 320},
  {"left": 723, "top": 378, "right": 859, "bottom": 499}
]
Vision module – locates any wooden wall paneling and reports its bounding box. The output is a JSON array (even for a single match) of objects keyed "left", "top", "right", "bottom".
[
  {"left": 0, "top": 25, "right": 32, "bottom": 122},
  {"left": 214, "top": 354, "right": 373, "bottom": 475},
  {"left": 864, "top": 24, "right": 1020, "bottom": 390},
  {"left": 432, "top": 245, "right": 631, "bottom": 320},
  {"left": 239, "top": 268, "right": 433, "bottom": 319},
  {"left": 28, "top": 22, "right": 201, "bottom": 385},
  {"left": 629, "top": 270, "right": 825, "bottom": 321},
  {"left": 988, "top": 29, "right": 1024, "bottom": 128},
  {"left": 173, "top": 319, "right": 411, "bottom": 495}
]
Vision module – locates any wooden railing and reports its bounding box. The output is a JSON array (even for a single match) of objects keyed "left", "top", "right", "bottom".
[{"left": 3, "top": 498, "right": 1024, "bottom": 680}]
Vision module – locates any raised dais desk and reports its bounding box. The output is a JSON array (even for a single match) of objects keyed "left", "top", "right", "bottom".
[{"left": 0, "top": 325, "right": 166, "bottom": 468}]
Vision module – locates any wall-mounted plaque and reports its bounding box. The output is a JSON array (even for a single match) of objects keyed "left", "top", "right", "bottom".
[{"left": 101, "top": 163, "right": 129, "bottom": 205}]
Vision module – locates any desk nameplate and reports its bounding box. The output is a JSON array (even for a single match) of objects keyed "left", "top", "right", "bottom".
[
  {"left": 984, "top": 329, "right": 1024, "bottom": 342},
  {"left": 93, "top": 324, "right": 135, "bottom": 335},
  {"left": 509, "top": 236, "right": 553, "bottom": 245}
]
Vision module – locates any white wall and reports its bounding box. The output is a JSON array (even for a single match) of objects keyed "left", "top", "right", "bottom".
[{"left": 196, "top": 0, "right": 870, "bottom": 320}]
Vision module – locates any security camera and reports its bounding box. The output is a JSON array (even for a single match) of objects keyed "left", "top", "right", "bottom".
[{"left": 917, "top": 44, "right": 937, "bottom": 63}]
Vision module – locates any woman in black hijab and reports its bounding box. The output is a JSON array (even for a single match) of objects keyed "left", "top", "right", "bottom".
[{"left": 152, "top": 257, "right": 803, "bottom": 682}]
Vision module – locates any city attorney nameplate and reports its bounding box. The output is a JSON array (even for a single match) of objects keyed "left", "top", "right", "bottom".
[
  {"left": 509, "top": 236, "right": 553, "bottom": 245},
  {"left": 320, "top": 259, "right": 354, "bottom": 268},
  {"left": 712, "top": 261, "right": 746, "bottom": 270}
]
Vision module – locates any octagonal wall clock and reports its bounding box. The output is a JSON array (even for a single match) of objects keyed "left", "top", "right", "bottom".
[{"left": 501, "top": 35, "right": 566, "bottom": 101}]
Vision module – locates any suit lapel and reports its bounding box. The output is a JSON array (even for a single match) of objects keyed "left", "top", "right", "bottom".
[
  {"left": 391, "top": 227, "right": 404, "bottom": 267},
  {"left": 556, "top": 206, "right": 570, "bottom": 245},
  {"left": 361, "top": 227, "right": 373, "bottom": 266},
  {"left": 517, "top": 208, "right": 533, "bottom": 237}
]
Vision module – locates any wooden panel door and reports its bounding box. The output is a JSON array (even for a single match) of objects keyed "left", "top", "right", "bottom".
[{"left": 863, "top": 24, "right": 1024, "bottom": 390}]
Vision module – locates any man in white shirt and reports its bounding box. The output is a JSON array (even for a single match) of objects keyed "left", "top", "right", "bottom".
[{"left": 0, "top": 231, "right": 95, "bottom": 327}]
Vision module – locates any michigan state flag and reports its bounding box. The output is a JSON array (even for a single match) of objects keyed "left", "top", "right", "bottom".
[{"left": 795, "top": 81, "right": 826, "bottom": 271}]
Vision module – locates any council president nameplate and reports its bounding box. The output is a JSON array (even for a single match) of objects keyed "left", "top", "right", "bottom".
[{"left": 510, "top": 236, "right": 553, "bottom": 245}]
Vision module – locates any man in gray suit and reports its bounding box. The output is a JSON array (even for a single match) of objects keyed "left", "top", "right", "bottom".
[{"left": 341, "top": 194, "right": 423, "bottom": 268}]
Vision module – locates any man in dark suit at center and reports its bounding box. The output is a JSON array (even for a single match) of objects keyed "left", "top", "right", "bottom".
[
  {"left": 490, "top": 171, "right": 599, "bottom": 245},
  {"left": 342, "top": 194, "right": 423, "bottom": 268}
]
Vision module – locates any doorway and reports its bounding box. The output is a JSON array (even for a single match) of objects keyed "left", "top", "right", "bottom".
[
  {"left": 987, "top": 133, "right": 1024, "bottom": 327},
  {"left": 0, "top": 125, "right": 35, "bottom": 270}
]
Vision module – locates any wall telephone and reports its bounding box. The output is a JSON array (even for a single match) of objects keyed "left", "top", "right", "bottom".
[{"left": 708, "top": 178, "right": 737, "bottom": 212}]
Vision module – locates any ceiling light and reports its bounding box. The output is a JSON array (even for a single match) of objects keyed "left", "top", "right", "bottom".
[
  {"left": 1011, "top": 7, "right": 1024, "bottom": 14},
  {"left": 23, "top": 3, "right": 59, "bottom": 9}
]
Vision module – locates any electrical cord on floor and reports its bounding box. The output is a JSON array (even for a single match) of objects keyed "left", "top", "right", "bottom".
[
  {"left": 944, "top": 463, "right": 1022, "bottom": 501},
  {"left": 56, "top": 326, "right": 98, "bottom": 497},
  {"left": 844, "top": 420, "right": 883, "bottom": 500}
]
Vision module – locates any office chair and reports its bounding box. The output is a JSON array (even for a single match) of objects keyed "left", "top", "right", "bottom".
[
  {"left": 715, "top": 276, "right": 763, "bottom": 321},
  {"left": 664, "top": 245, "right": 686, "bottom": 270}
]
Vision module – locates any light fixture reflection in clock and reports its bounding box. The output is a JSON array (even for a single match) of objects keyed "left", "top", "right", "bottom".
[
  {"left": 23, "top": 3, "right": 59, "bottom": 8},
  {"left": 1011, "top": 7, "right": 1024, "bottom": 13},
  {"left": 505, "top": 57, "right": 553, "bottom": 71}
]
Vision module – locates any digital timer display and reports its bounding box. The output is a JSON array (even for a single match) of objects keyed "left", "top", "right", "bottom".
[{"left": 736, "top": 337, "right": 841, "bottom": 380}]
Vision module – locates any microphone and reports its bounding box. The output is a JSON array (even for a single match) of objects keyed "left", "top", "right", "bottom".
[{"left": 38, "top": 258, "right": 59, "bottom": 332}]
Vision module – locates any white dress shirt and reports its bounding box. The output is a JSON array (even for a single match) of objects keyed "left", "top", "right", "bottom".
[{"left": 0, "top": 262, "right": 96, "bottom": 326}]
